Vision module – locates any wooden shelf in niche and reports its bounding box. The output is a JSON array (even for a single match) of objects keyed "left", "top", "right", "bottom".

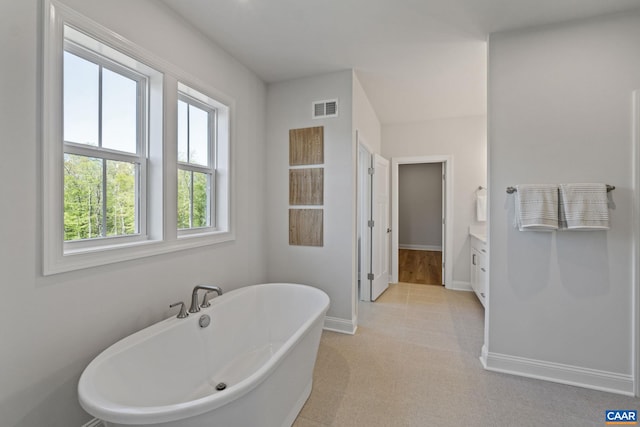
[
  {"left": 289, "top": 209, "right": 323, "bottom": 247},
  {"left": 289, "top": 126, "right": 323, "bottom": 166},
  {"left": 290, "top": 168, "right": 323, "bottom": 205}
]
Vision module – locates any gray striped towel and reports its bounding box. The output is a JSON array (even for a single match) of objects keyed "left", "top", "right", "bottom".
[
  {"left": 558, "top": 183, "right": 609, "bottom": 230},
  {"left": 514, "top": 184, "right": 559, "bottom": 231}
]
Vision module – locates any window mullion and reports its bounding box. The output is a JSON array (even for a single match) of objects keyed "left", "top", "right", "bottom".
[
  {"left": 189, "top": 171, "right": 194, "bottom": 228},
  {"left": 98, "top": 65, "right": 103, "bottom": 148},
  {"left": 210, "top": 110, "right": 216, "bottom": 228},
  {"left": 210, "top": 170, "right": 215, "bottom": 228},
  {"left": 186, "top": 103, "right": 191, "bottom": 163},
  {"left": 135, "top": 78, "right": 144, "bottom": 235},
  {"left": 98, "top": 64, "right": 106, "bottom": 237},
  {"left": 210, "top": 109, "right": 216, "bottom": 169},
  {"left": 102, "top": 159, "right": 107, "bottom": 237}
]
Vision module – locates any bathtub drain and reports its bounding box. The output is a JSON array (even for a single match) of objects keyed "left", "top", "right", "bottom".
[{"left": 215, "top": 382, "right": 227, "bottom": 391}]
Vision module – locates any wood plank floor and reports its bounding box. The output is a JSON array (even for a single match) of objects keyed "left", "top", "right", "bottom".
[{"left": 399, "top": 249, "right": 442, "bottom": 285}]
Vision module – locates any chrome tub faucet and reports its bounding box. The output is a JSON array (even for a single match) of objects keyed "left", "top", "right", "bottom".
[{"left": 189, "top": 285, "right": 223, "bottom": 313}]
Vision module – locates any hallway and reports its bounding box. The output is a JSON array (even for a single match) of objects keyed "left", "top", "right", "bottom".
[
  {"left": 293, "top": 283, "right": 639, "bottom": 426},
  {"left": 398, "top": 249, "right": 442, "bottom": 285}
]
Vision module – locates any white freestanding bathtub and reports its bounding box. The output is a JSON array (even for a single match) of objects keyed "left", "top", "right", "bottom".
[{"left": 78, "top": 283, "right": 330, "bottom": 427}]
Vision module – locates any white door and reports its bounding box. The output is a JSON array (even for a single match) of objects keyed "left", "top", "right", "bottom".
[
  {"left": 358, "top": 143, "right": 372, "bottom": 302},
  {"left": 371, "top": 154, "right": 390, "bottom": 300}
]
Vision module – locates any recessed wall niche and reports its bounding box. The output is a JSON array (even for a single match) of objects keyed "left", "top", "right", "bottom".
[
  {"left": 289, "top": 209, "right": 323, "bottom": 247},
  {"left": 289, "top": 126, "right": 324, "bottom": 247},
  {"left": 289, "top": 168, "right": 323, "bottom": 205},
  {"left": 289, "top": 126, "right": 323, "bottom": 166}
]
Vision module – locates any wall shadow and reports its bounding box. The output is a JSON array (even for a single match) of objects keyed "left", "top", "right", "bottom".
[
  {"left": 556, "top": 231, "right": 610, "bottom": 298},
  {"left": 506, "top": 197, "right": 553, "bottom": 298}
]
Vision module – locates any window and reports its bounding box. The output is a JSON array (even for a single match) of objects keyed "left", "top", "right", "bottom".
[
  {"left": 176, "top": 82, "right": 232, "bottom": 240},
  {"left": 63, "top": 41, "right": 147, "bottom": 246},
  {"left": 177, "top": 93, "right": 215, "bottom": 232},
  {"left": 42, "top": 0, "right": 234, "bottom": 275}
]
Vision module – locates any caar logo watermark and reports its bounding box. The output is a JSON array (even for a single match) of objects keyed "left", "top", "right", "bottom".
[{"left": 606, "top": 410, "right": 637, "bottom": 425}]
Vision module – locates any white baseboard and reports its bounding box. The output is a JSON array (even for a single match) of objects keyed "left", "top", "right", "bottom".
[
  {"left": 484, "top": 351, "right": 635, "bottom": 396},
  {"left": 450, "top": 280, "right": 472, "bottom": 291},
  {"left": 324, "top": 316, "right": 357, "bottom": 335},
  {"left": 81, "top": 419, "right": 104, "bottom": 427},
  {"left": 399, "top": 244, "right": 442, "bottom": 252}
]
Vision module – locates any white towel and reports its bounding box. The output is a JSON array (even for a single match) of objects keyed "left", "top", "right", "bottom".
[
  {"left": 476, "top": 188, "right": 487, "bottom": 222},
  {"left": 514, "top": 184, "right": 559, "bottom": 231},
  {"left": 558, "top": 183, "right": 609, "bottom": 230}
]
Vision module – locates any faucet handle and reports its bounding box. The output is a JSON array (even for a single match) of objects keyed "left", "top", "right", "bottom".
[
  {"left": 200, "top": 286, "right": 222, "bottom": 308},
  {"left": 201, "top": 291, "right": 212, "bottom": 308},
  {"left": 198, "top": 285, "right": 223, "bottom": 308},
  {"left": 169, "top": 301, "right": 189, "bottom": 319}
]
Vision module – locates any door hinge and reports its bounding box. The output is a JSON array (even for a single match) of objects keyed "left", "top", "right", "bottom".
[
  {"left": 367, "top": 273, "right": 374, "bottom": 280},
  {"left": 442, "top": 173, "right": 445, "bottom": 181},
  {"left": 368, "top": 220, "right": 375, "bottom": 228},
  {"left": 368, "top": 167, "right": 374, "bottom": 175},
  {"left": 442, "top": 218, "right": 445, "bottom": 224}
]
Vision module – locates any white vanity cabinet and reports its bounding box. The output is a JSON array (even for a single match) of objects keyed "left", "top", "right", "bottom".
[{"left": 470, "top": 234, "right": 487, "bottom": 308}]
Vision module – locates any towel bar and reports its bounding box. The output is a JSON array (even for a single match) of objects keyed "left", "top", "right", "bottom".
[{"left": 506, "top": 185, "right": 615, "bottom": 194}]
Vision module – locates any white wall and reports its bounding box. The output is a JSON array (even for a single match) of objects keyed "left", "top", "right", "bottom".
[
  {"left": 0, "top": 1, "right": 267, "bottom": 426},
  {"left": 399, "top": 163, "right": 443, "bottom": 248},
  {"left": 266, "top": 71, "right": 357, "bottom": 327},
  {"left": 488, "top": 10, "right": 640, "bottom": 391},
  {"left": 382, "top": 116, "right": 487, "bottom": 285},
  {"left": 353, "top": 72, "right": 382, "bottom": 154},
  {"left": 265, "top": 70, "right": 381, "bottom": 329}
]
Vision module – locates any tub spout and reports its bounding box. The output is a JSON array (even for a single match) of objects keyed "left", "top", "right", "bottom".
[{"left": 189, "top": 285, "right": 223, "bottom": 313}]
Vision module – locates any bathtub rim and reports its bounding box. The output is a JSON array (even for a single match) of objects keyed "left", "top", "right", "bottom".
[{"left": 78, "top": 283, "right": 329, "bottom": 425}]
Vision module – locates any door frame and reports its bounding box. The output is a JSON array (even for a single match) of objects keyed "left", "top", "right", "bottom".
[
  {"left": 633, "top": 90, "right": 639, "bottom": 396},
  {"left": 357, "top": 137, "right": 373, "bottom": 302},
  {"left": 391, "top": 155, "right": 453, "bottom": 288}
]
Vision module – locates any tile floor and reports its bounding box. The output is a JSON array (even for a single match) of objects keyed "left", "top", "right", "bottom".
[{"left": 293, "top": 283, "right": 640, "bottom": 427}]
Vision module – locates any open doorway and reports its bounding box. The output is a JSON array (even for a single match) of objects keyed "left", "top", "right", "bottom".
[
  {"left": 391, "top": 156, "right": 453, "bottom": 288},
  {"left": 398, "top": 163, "right": 443, "bottom": 286}
]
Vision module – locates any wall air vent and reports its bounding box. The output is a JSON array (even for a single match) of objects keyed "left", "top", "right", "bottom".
[{"left": 312, "top": 99, "right": 339, "bottom": 119}]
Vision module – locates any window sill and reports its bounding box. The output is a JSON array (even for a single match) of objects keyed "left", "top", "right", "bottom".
[{"left": 44, "top": 231, "right": 235, "bottom": 276}]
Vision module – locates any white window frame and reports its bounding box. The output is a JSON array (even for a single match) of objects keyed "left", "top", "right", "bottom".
[
  {"left": 62, "top": 38, "right": 149, "bottom": 250},
  {"left": 42, "top": 0, "right": 235, "bottom": 275},
  {"left": 176, "top": 82, "right": 232, "bottom": 241},
  {"left": 177, "top": 91, "right": 216, "bottom": 234}
]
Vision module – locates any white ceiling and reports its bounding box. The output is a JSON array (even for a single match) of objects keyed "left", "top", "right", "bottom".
[{"left": 161, "top": 0, "right": 640, "bottom": 124}]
